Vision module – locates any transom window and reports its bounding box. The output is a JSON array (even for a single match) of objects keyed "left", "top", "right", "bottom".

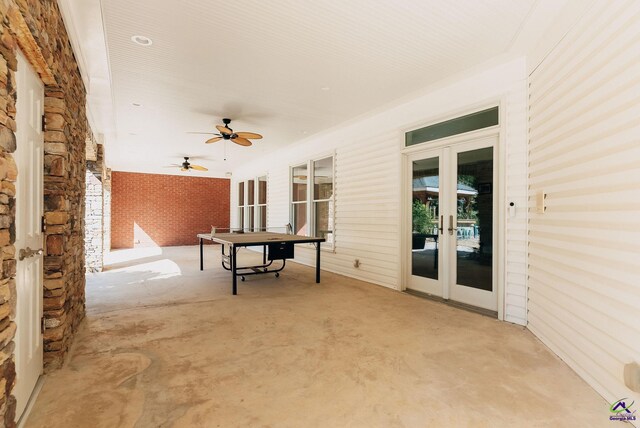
[{"left": 405, "top": 106, "right": 499, "bottom": 147}]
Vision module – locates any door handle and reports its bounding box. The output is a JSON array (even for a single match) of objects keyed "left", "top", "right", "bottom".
[
  {"left": 18, "top": 247, "right": 43, "bottom": 261},
  {"left": 448, "top": 215, "right": 457, "bottom": 236},
  {"left": 438, "top": 215, "right": 444, "bottom": 234}
]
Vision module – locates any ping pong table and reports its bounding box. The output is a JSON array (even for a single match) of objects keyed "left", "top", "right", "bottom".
[{"left": 197, "top": 231, "right": 325, "bottom": 295}]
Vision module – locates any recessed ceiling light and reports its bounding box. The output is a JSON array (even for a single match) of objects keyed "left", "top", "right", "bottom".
[
  {"left": 302, "top": 130, "right": 308, "bottom": 135},
  {"left": 321, "top": 86, "right": 330, "bottom": 91},
  {"left": 131, "top": 35, "right": 153, "bottom": 46}
]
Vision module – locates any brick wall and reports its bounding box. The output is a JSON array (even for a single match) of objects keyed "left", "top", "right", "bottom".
[{"left": 112, "top": 172, "right": 230, "bottom": 248}]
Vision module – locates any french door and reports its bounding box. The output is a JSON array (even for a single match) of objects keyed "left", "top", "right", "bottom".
[{"left": 406, "top": 136, "right": 497, "bottom": 312}]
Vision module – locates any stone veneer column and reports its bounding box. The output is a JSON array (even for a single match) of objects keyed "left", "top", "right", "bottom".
[
  {"left": 0, "top": 30, "right": 19, "bottom": 426},
  {"left": 42, "top": 89, "right": 87, "bottom": 370},
  {"left": 85, "top": 144, "right": 104, "bottom": 272},
  {"left": 0, "top": 0, "right": 91, "bottom": 423}
]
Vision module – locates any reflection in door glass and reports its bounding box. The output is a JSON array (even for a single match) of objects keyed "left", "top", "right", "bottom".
[
  {"left": 412, "top": 157, "right": 439, "bottom": 279},
  {"left": 456, "top": 147, "right": 493, "bottom": 291}
]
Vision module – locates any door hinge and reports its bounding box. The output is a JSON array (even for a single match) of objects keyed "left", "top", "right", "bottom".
[
  {"left": 41, "top": 114, "right": 46, "bottom": 132},
  {"left": 41, "top": 316, "right": 45, "bottom": 334},
  {"left": 41, "top": 215, "right": 46, "bottom": 233}
]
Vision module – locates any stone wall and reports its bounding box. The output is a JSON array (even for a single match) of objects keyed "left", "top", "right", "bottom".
[
  {"left": 85, "top": 144, "right": 103, "bottom": 272},
  {"left": 0, "top": 0, "right": 89, "bottom": 424},
  {"left": 0, "top": 42, "right": 18, "bottom": 427}
]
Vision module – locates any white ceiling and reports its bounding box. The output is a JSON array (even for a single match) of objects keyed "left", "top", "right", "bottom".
[{"left": 64, "top": 0, "right": 545, "bottom": 177}]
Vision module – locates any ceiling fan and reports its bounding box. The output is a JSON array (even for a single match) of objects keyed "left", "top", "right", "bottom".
[
  {"left": 189, "top": 118, "right": 263, "bottom": 146},
  {"left": 169, "top": 157, "right": 208, "bottom": 172}
]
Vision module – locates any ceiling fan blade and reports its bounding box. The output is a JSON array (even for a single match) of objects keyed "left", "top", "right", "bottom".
[
  {"left": 190, "top": 165, "right": 208, "bottom": 171},
  {"left": 187, "top": 132, "right": 220, "bottom": 135},
  {"left": 205, "top": 136, "right": 223, "bottom": 144},
  {"left": 231, "top": 137, "right": 252, "bottom": 146},
  {"left": 235, "top": 131, "right": 263, "bottom": 140},
  {"left": 216, "top": 125, "right": 233, "bottom": 135}
]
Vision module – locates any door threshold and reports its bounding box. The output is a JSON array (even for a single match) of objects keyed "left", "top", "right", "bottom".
[{"left": 404, "top": 289, "right": 498, "bottom": 318}]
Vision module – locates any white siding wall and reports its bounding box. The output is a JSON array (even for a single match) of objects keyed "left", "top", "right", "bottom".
[
  {"left": 233, "top": 58, "right": 529, "bottom": 323},
  {"left": 504, "top": 76, "right": 529, "bottom": 325},
  {"left": 528, "top": 0, "right": 640, "bottom": 405}
]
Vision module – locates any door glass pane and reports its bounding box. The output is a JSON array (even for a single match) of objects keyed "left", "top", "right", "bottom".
[
  {"left": 314, "top": 201, "right": 333, "bottom": 244},
  {"left": 412, "top": 157, "right": 439, "bottom": 279},
  {"left": 292, "top": 203, "right": 307, "bottom": 235},
  {"left": 456, "top": 147, "right": 493, "bottom": 291},
  {"left": 292, "top": 165, "right": 307, "bottom": 202}
]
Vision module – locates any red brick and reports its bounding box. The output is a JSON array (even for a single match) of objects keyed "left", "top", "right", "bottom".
[{"left": 111, "top": 172, "right": 230, "bottom": 248}]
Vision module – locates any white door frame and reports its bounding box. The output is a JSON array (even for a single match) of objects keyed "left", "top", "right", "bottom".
[{"left": 400, "top": 126, "right": 505, "bottom": 319}]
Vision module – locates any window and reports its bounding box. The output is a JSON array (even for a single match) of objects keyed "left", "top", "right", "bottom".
[
  {"left": 247, "top": 179, "right": 255, "bottom": 231},
  {"left": 237, "top": 182, "right": 245, "bottom": 230},
  {"left": 238, "top": 176, "right": 267, "bottom": 231},
  {"left": 257, "top": 176, "right": 267, "bottom": 231},
  {"left": 290, "top": 155, "right": 334, "bottom": 247},
  {"left": 291, "top": 164, "right": 308, "bottom": 235},
  {"left": 405, "top": 106, "right": 499, "bottom": 147}
]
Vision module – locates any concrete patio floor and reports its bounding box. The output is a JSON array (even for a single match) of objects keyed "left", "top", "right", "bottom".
[{"left": 25, "top": 245, "right": 610, "bottom": 427}]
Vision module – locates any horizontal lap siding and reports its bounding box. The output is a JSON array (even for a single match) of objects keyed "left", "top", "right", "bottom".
[
  {"left": 528, "top": 0, "right": 640, "bottom": 405},
  {"left": 283, "top": 133, "right": 401, "bottom": 289},
  {"left": 505, "top": 73, "right": 529, "bottom": 325}
]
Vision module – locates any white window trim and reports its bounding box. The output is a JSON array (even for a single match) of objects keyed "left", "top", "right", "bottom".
[{"left": 289, "top": 152, "right": 336, "bottom": 251}]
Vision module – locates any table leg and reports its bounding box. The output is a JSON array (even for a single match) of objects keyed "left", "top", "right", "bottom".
[
  {"left": 263, "top": 244, "right": 267, "bottom": 265},
  {"left": 315, "top": 242, "right": 321, "bottom": 283},
  {"left": 232, "top": 245, "right": 238, "bottom": 295},
  {"left": 199, "top": 238, "right": 204, "bottom": 271}
]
